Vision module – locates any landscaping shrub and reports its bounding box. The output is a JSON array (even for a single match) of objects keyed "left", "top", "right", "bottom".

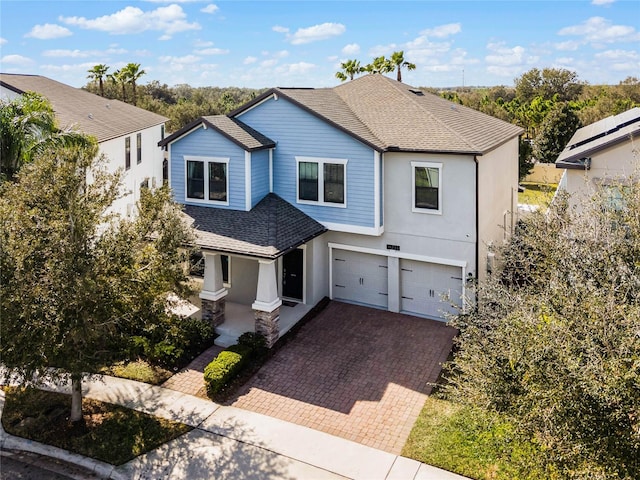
[
  {"left": 203, "top": 344, "right": 252, "bottom": 396},
  {"left": 237, "top": 331, "right": 268, "bottom": 358}
]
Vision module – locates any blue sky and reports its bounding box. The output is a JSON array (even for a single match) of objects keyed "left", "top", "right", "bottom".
[{"left": 1, "top": 0, "right": 638, "bottom": 89}]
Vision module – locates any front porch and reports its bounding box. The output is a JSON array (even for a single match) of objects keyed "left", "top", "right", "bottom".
[{"left": 187, "top": 298, "right": 314, "bottom": 347}]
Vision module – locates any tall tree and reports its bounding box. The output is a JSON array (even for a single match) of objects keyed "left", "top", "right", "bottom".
[
  {"left": 390, "top": 51, "right": 416, "bottom": 82},
  {"left": 515, "top": 67, "right": 583, "bottom": 103},
  {"left": 108, "top": 69, "right": 128, "bottom": 102},
  {"left": 0, "top": 143, "right": 194, "bottom": 422},
  {"left": 86, "top": 64, "right": 110, "bottom": 97},
  {"left": 534, "top": 102, "right": 581, "bottom": 163},
  {"left": 364, "top": 56, "right": 394, "bottom": 75},
  {"left": 0, "top": 93, "right": 94, "bottom": 181},
  {"left": 122, "top": 62, "right": 146, "bottom": 106},
  {"left": 335, "top": 59, "right": 364, "bottom": 82}
]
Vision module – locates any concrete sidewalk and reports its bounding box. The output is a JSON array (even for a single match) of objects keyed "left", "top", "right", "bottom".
[{"left": 0, "top": 374, "right": 467, "bottom": 480}]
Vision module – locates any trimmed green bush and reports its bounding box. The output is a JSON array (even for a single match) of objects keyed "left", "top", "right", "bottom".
[
  {"left": 237, "top": 331, "right": 267, "bottom": 358},
  {"left": 203, "top": 344, "right": 252, "bottom": 396}
]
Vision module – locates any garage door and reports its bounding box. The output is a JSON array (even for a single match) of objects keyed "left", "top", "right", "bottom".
[
  {"left": 400, "top": 259, "right": 463, "bottom": 319},
  {"left": 332, "top": 250, "right": 388, "bottom": 309}
]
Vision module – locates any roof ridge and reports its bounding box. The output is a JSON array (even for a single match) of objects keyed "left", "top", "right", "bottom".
[{"left": 381, "top": 76, "right": 481, "bottom": 152}]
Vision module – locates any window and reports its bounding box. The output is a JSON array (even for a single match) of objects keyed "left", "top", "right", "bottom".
[
  {"left": 185, "top": 156, "right": 229, "bottom": 204},
  {"left": 136, "top": 133, "right": 142, "bottom": 164},
  {"left": 125, "top": 137, "right": 131, "bottom": 170},
  {"left": 412, "top": 161, "right": 442, "bottom": 214},
  {"left": 162, "top": 159, "right": 169, "bottom": 184},
  {"left": 140, "top": 179, "right": 149, "bottom": 191},
  {"left": 189, "top": 252, "right": 230, "bottom": 286},
  {"left": 296, "top": 156, "right": 347, "bottom": 207},
  {"left": 160, "top": 124, "right": 165, "bottom": 140}
]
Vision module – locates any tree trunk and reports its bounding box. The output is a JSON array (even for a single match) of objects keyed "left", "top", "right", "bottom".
[
  {"left": 397, "top": 68, "right": 402, "bottom": 82},
  {"left": 70, "top": 374, "right": 83, "bottom": 423}
]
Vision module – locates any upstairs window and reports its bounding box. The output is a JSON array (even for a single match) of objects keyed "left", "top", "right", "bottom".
[
  {"left": 412, "top": 161, "right": 442, "bottom": 214},
  {"left": 136, "top": 133, "right": 142, "bottom": 164},
  {"left": 185, "top": 156, "right": 229, "bottom": 204},
  {"left": 125, "top": 137, "right": 131, "bottom": 170},
  {"left": 296, "top": 156, "right": 347, "bottom": 207}
]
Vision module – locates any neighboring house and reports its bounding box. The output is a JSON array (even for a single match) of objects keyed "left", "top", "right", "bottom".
[
  {"left": 555, "top": 107, "right": 640, "bottom": 210},
  {"left": 0, "top": 73, "right": 168, "bottom": 216},
  {"left": 160, "top": 74, "right": 523, "bottom": 347}
]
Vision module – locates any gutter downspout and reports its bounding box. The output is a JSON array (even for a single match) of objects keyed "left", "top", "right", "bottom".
[{"left": 474, "top": 155, "right": 479, "bottom": 307}]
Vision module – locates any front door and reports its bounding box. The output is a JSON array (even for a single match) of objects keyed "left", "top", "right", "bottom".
[{"left": 282, "top": 249, "right": 303, "bottom": 300}]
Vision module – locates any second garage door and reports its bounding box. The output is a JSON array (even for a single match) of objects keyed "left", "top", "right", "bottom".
[
  {"left": 332, "top": 250, "right": 388, "bottom": 309},
  {"left": 400, "top": 259, "right": 463, "bottom": 319}
]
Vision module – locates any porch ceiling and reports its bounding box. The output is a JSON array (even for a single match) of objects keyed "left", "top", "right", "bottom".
[{"left": 183, "top": 193, "right": 327, "bottom": 258}]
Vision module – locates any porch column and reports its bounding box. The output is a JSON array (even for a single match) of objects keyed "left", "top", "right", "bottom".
[
  {"left": 252, "top": 259, "right": 282, "bottom": 348},
  {"left": 199, "top": 252, "right": 228, "bottom": 327}
]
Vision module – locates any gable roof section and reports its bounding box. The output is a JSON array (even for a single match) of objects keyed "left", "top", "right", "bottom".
[
  {"left": 0, "top": 73, "right": 167, "bottom": 143},
  {"left": 556, "top": 107, "right": 640, "bottom": 169},
  {"left": 183, "top": 193, "right": 327, "bottom": 258},
  {"left": 232, "top": 74, "right": 523, "bottom": 155},
  {"left": 159, "top": 115, "right": 275, "bottom": 151}
]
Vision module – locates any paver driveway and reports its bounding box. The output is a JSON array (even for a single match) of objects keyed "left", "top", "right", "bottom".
[{"left": 229, "top": 301, "right": 457, "bottom": 454}]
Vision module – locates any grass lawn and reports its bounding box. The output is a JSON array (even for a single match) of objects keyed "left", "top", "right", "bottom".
[
  {"left": 402, "top": 397, "right": 552, "bottom": 480},
  {"left": 518, "top": 182, "right": 558, "bottom": 207},
  {"left": 100, "top": 359, "right": 173, "bottom": 385},
  {"left": 2, "top": 386, "right": 192, "bottom": 465}
]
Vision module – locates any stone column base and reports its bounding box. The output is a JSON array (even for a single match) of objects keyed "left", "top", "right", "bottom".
[
  {"left": 201, "top": 298, "right": 225, "bottom": 327},
  {"left": 254, "top": 307, "right": 280, "bottom": 348}
]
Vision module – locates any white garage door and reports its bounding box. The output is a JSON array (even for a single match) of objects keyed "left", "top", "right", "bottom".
[
  {"left": 332, "top": 250, "right": 388, "bottom": 309},
  {"left": 400, "top": 259, "right": 463, "bottom": 319}
]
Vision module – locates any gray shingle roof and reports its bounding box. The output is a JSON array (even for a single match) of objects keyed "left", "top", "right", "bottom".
[
  {"left": 159, "top": 115, "right": 275, "bottom": 151},
  {"left": 0, "top": 73, "right": 167, "bottom": 143},
  {"left": 237, "top": 74, "right": 523, "bottom": 155},
  {"left": 556, "top": 107, "right": 640, "bottom": 168},
  {"left": 183, "top": 193, "right": 327, "bottom": 258}
]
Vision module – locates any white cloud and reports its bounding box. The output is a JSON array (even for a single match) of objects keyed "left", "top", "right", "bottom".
[
  {"left": 284, "top": 22, "right": 346, "bottom": 45},
  {"left": 243, "top": 56, "right": 257, "bottom": 65},
  {"left": 368, "top": 43, "right": 397, "bottom": 57},
  {"left": 261, "top": 59, "right": 278, "bottom": 68},
  {"left": 159, "top": 54, "right": 201, "bottom": 64},
  {"left": 43, "top": 47, "right": 128, "bottom": 58},
  {"left": 592, "top": 0, "right": 614, "bottom": 5},
  {"left": 195, "top": 47, "right": 229, "bottom": 55},
  {"left": 60, "top": 5, "right": 200, "bottom": 38},
  {"left": 274, "top": 50, "right": 289, "bottom": 58},
  {"left": 40, "top": 62, "right": 96, "bottom": 73},
  {"left": 201, "top": 4, "right": 219, "bottom": 14},
  {"left": 485, "top": 42, "right": 538, "bottom": 78},
  {"left": 25, "top": 23, "right": 72, "bottom": 40},
  {"left": 0, "top": 38, "right": 7, "bottom": 45},
  {"left": 194, "top": 40, "right": 214, "bottom": 48},
  {"left": 341, "top": 43, "right": 360, "bottom": 55},
  {"left": 272, "top": 25, "right": 289, "bottom": 33},
  {"left": 281, "top": 62, "right": 315, "bottom": 75},
  {"left": 555, "top": 40, "right": 581, "bottom": 51},
  {"left": 1, "top": 54, "right": 34, "bottom": 66},
  {"left": 558, "top": 17, "right": 640, "bottom": 45},
  {"left": 419, "top": 23, "right": 462, "bottom": 39},
  {"left": 595, "top": 49, "right": 638, "bottom": 61}
]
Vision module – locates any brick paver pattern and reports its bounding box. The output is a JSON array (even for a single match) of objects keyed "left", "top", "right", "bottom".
[
  {"left": 229, "top": 301, "right": 457, "bottom": 455},
  {"left": 162, "top": 344, "right": 224, "bottom": 397}
]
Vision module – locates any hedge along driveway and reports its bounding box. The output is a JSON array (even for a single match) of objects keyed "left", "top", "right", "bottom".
[{"left": 229, "top": 301, "right": 457, "bottom": 454}]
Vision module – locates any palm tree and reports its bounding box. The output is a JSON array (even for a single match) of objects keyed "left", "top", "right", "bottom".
[
  {"left": 1, "top": 93, "right": 95, "bottom": 181},
  {"left": 364, "top": 56, "right": 394, "bottom": 75},
  {"left": 390, "top": 51, "right": 416, "bottom": 82},
  {"left": 121, "top": 63, "right": 146, "bottom": 106},
  {"left": 108, "top": 69, "right": 128, "bottom": 102},
  {"left": 87, "top": 64, "right": 110, "bottom": 97},
  {"left": 335, "top": 59, "right": 364, "bottom": 82}
]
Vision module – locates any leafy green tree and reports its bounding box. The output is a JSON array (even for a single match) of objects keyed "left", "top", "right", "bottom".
[
  {"left": 86, "top": 64, "right": 110, "bottom": 97},
  {"left": 108, "top": 68, "right": 128, "bottom": 102},
  {"left": 335, "top": 59, "right": 365, "bottom": 82},
  {"left": 515, "top": 67, "right": 583, "bottom": 103},
  {"left": 390, "top": 50, "right": 416, "bottom": 82},
  {"left": 121, "top": 62, "right": 146, "bottom": 106},
  {"left": 518, "top": 137, "right": 534, "bottom": 181},
  {"left": 0, "top": 93, "right": 94, "bottom": 181},
  {"left": 534, "top": 102, "right": 581, "bottom": 163},
  {"left": 364, "top": 56, "right": 394, "bottom": 75},
  {"left": 0, "top": 143, "right": 194, "bottom": 423},
  {"left": 443, "top": 183, "right": 640, "bottom": 478}
]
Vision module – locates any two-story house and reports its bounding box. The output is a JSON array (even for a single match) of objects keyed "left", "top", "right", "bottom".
[
  {"left": 0, "top": 73, "right": 168, "bottom": 216},
  {"left": 160, "top": 74, "right": 523, "bottom": 347}
]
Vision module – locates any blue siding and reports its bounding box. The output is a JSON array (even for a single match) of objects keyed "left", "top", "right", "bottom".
[
  {"left": 170, "top": 126, "right": 247, "bottom": 211},
  {"left": 251, "top": 149, "right": 270, "bottom": 208},
  {"left": 238, "top": 97, "right": 376, "bottom": 228}
]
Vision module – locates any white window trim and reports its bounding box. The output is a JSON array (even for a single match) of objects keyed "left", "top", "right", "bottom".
[
  {"left": 184, "top": 155, "right": 230, "bottom": 206},
  {"left": 295, "top": 156, "right": 347, "bottom": 208},
  {"left": 222, "top": 254, "right": 232, "bottom": 288},
  {"left": 411, "top": 161, "right": 442, "bottom": 215}
]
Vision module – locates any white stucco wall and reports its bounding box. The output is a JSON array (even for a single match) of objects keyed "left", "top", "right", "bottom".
[
  {"left": 477, "top": 137, "right": 520, "bottom": 283},
  {"left": 0, "top": 85, "right": 20, "bottom": 101},
  {"left": 562, "top": 140, "right": 640, "bottom": 211}
]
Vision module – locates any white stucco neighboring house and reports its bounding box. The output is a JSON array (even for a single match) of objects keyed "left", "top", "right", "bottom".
[
  {"left": 555, "top": 107, "right": 640, "bottom": 210},
  {"left": 0, "top": 73, "right": 168, "bottom": 216}
]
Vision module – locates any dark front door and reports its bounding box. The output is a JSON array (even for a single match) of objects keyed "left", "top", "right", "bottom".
[{"left": 282, "top": 249, "right": 303, "bottom": 300}]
